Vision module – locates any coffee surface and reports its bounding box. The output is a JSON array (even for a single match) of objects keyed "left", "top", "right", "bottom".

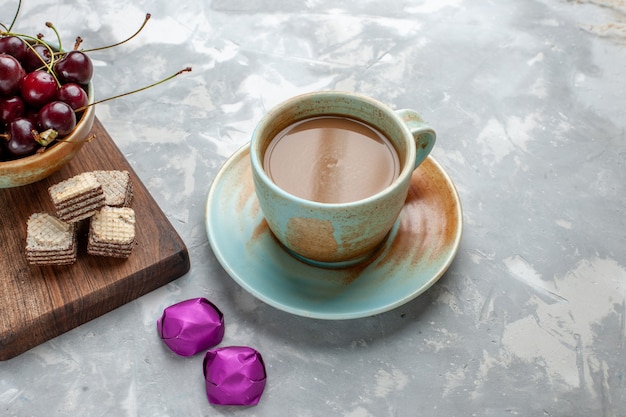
[{"left": 263, "top": 116, "right": 400, "bottom": 203}]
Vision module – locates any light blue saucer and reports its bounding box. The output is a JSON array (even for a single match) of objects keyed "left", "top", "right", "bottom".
[{"left": 205, "top": 144, "right": 463, "bottom": 320}]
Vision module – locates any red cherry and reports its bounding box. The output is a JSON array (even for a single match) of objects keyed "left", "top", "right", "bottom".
[
  {"left": 57, "top": 83, "right": 88, "bottom": 110},
  {"left": 37, "top": 101, "right": 76, "bottom": 135},
  {"left": 54, "top": 50, "right": 93, "bottom": 85},
  {"left": 21, "top": 70, "right": 58, "bottom": 108},
  {"left": 6, "top": 117, "right": 38, "bottom": 157},
  {"left": 22, "top": 43, "right": 52, "bottom": 72},
  {"left": 0, "top": 54, "right": 25, "bottom": 96},
  {"left": 0, "top": 36, "right": 28, "bottom": 61},
  {"left": 0, "top": 96, "right": 25, "bottom": 125}
]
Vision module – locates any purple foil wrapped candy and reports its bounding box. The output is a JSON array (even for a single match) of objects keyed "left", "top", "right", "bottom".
[
  {"left": 203, "top": 346, "right": 267, "bottom": 406},
  {"left": 156, "top": 298, "right": 225, "bottom": 356}
]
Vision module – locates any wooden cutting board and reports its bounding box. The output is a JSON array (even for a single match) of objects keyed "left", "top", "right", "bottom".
[{"left": 0, "top": 118, "right": 190, "bottom": 361}]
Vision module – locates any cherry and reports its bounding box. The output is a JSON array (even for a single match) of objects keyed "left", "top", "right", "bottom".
[
  {"left": 0, "top": 54, "right": 25, "bottom": 96},
  {"left": 0, "top": 96, "right": 25, "bottom": 125},
  {"left": 21, "top": 43, "right": 52, "bottom": 72},
  {"left": 37, "top": 101, "right": 76, "bottom": 135},
  {"left": 20, "top": 70, "right": 58, "bottom": 108},
  {"left": 57, "top": 83, "right": 88, "bottom": 110},
  {"left": 0, "top": 36, "right": 28, "bottom": 61},
  {"left": 4, "top": 117, "right": 38, "bottom": 157},
  {"left": 54, "top": 50, "right": 93, "bottom": 85}
]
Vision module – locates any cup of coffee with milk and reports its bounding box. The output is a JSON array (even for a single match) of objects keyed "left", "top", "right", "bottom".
[{"left": 250, "top": 91, "right": 436, "bottom": 268}]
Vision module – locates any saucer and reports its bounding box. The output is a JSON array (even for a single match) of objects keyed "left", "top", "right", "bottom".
[{"left": 205, "top": 144, "right": 463, "bottom": 320}]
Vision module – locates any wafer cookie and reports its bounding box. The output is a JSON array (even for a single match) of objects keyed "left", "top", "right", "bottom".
[
  {"left": 87, "top": 206, "right": 136, "bottom": 258},
  {"left": 48, "top": 172, "right": 105, "bottom": 223},
  {"left": 91, "top": 170, "right": 133, "bottom": 208},
  {"left": 25, "top": 213, "right": 77, "bottom": 266}
]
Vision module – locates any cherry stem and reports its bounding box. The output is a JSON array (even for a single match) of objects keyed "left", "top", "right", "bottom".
[
  {"left": 45, "top": 21, "right": 63, "bottom": 52},
  {"left": 56, "top": 133, "right": 96, "bottom": 144},
  {"left": 74, "top": 67, "right": 192, "bottom": 113},
  {"left": 74, "top": 37, "right": 83, "bottom": 50},
  {"left": 7, "top": 0, "right": 21, "bottom": 32},
  {"left": 82, "top": 13, "right": 151, "bottom": 53}
]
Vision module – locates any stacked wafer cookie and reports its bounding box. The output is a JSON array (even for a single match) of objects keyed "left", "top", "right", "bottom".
[
  {"left": 87, "top": 206, "right": 136, "bottom": 258},
  {"left": 26, "top": 213, "right": 78, "bottom": 265},
  {"left": 92, "top": 170, "right": 133, "bottom": 208},
  {"left": 49, "top": 172, "right": 106, "bottom": 223},
  {"left": 25, "top": 170, "right": 136, "bottom": 266}
]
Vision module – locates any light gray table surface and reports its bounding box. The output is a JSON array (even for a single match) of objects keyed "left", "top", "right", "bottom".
[{"left": 2, "top": 0, "right": 625, "bottom": 416}]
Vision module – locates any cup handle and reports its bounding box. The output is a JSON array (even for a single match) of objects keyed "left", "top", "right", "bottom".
[{"left": 395, "top": 109, "right": 436, "bottom": 169}]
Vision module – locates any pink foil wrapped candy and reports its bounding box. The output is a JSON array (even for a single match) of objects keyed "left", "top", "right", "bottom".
[
  {"left": 203, "top": 346, "right": 267, "bottom": 406},
  {"left": 157, "top": 298, "right": 225, "bottom": 356}
]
